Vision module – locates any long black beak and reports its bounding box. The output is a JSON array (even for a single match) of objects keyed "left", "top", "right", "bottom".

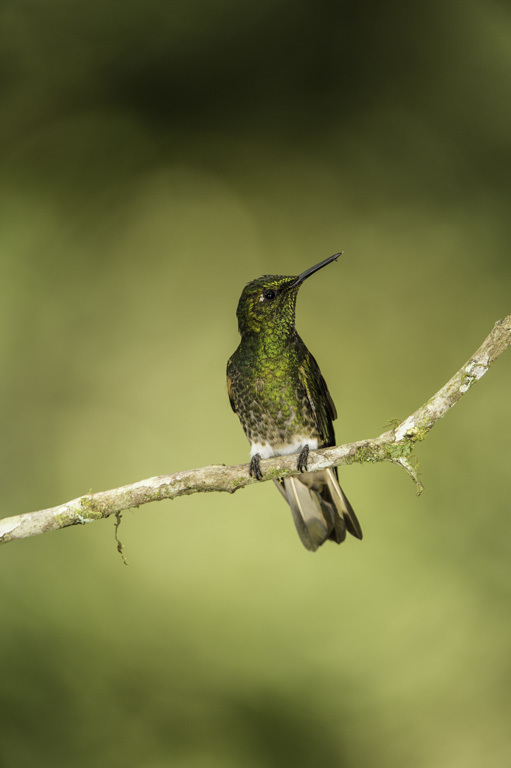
[{"left": 290, "top": 252, "right": 342, "bottom": 288}]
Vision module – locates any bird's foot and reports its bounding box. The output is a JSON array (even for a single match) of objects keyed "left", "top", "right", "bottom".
[
  {"left": 249, "top": 453, "right": 263, "bottom": 480},
  {"left": 297, "top": 444, "right": 309, "bottom": 473}
]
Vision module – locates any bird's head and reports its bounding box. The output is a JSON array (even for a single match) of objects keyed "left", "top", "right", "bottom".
[{"left": 236, "top": 252, "right": 341, "bottom": 337}]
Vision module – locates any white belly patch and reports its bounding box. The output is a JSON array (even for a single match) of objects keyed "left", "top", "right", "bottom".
[{"left": 250, "top": 437, "right": 318, "bottom": 459}]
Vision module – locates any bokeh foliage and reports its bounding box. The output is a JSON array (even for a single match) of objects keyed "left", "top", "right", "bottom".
[{"left": 1, "top": 1, "right": 510, "bottom": 766}]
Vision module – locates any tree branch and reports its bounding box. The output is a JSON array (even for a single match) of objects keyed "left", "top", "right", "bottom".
[{"left": 1, "top": 315, "right": 510, "bottom": 546}]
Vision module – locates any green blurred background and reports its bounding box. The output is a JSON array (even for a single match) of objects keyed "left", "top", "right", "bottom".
[{"left": 1, "top": 1, "right": 510, "bottom": 766}]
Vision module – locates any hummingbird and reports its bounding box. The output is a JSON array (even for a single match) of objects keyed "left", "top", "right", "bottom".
[{"left": 227, "top": 252, "right": 363, "bottom": 552}]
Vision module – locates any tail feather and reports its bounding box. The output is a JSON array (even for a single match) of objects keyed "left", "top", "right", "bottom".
[
  {"left": 276, "top": 469, "right": 362, "bottom": 552},
  {"left": 324, "top": 468, "right": 363, "bottom": 541},
  {"left": 282, "top": 476, "right": 329, "bottom": 551}
]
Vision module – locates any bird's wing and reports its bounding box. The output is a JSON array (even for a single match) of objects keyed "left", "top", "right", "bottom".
[
  {"left": 298, "top": 350, "right": 337, "bottom": 446},
  {"left": 226, "top": 356, "right": 236, "bottom": 413}
]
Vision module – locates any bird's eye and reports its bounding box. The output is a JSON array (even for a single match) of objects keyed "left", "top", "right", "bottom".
[{"left": 263, "top": 289, "right": 276, "bottom": 301}]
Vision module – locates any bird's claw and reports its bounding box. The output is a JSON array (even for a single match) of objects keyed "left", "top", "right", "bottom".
[
  {"left": 249, "top": 454, "right": 264, "bottom": 480},
  {"left": 297, "top": 444, "right": 309, "bottom": 473}
]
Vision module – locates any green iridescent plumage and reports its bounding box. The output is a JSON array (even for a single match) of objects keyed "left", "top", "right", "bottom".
[{"left": 227, "top": 253, "right": 363, "bottom": 552}]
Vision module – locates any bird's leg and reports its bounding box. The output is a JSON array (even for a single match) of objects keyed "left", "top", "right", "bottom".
[
  {"left": 249, "top": 453, "right": 264, "bottom": 480},
  {"left": 297, "top": 444, "right": 309, "bottom": 473}
]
